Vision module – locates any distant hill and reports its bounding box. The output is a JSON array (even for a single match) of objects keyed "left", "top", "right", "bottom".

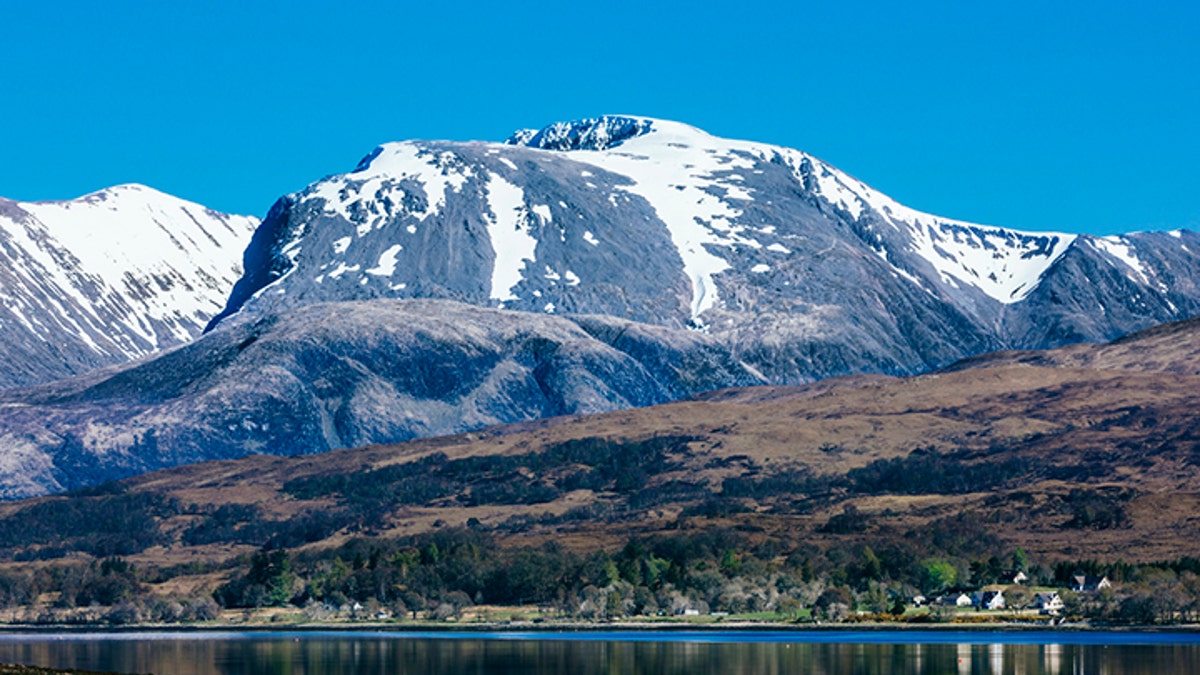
[
  {"left": 0, "top": 299, "right": 759, "bottom": 498},
  {"left": 4, "top": 314, "right": 1200, "bottom": 569},
  {"left": 0, "top": 184, "right": 258, "bottom": 389}
]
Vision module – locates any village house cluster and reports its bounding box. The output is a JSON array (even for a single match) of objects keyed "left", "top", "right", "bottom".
[{"left": 912, "top": 573, "right": 1112, "bottom": 615}]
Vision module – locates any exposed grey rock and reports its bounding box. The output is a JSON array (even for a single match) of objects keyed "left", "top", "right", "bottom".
[{"left": 1003, "top": 231, "right": 1200, "bottom": 347}]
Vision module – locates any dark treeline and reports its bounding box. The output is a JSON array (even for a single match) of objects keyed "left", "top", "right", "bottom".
[
  {"left": 283, "top": 435, "right": 699, "bottom": 515},
  {"left": 0, "top": 442, "right": 1135, "bottom": 565},
  {"left": 5, "top": 526, "right": 1200, "bottom": 626},
  {"left": 0, "top": 489, "right": 176, "bottom": 559},
  {"left": 722, "top": 445, "right": 1115, "bottom": 505}
]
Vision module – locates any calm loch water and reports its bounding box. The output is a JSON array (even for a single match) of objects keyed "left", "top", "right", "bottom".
[{"left": 1, "top": 630, "right": 1199, "bottom": 674}]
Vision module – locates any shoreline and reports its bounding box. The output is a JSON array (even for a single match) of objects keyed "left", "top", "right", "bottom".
[{"left": 2, "top": 620, "right": 1200, "bottom": 635}]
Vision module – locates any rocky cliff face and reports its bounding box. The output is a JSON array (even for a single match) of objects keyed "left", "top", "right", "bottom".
[{"left": 0, "top": 184, "right": 258, "bottom": 388}]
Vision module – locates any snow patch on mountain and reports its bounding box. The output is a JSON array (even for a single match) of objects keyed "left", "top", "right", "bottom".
[
  {"left": 772, "top": 126, "right": 1072, "bottom": 303},
  {"left": 484, "top": 173, "right": 538, "bottom": 303},
  {"left": 768, "top": 149, "right": 1077, "bottom": 303},
  {"left": 309, "top": 142, "right": 471, "bottom": 226},
  {"left": 1091, "top": 236, "right": 1151, "bottom": 284},
  {"left": 531, "top": 203, "right": 552, "bottom": 223},
  {"left": 884, "top": 214, "right": 1075, "bottom": 303},
  {"left": 366, "top": 244, "right": 403, "bottom": 277},
  {"left": 327, "top": 263, "right": 359, "bottom": 279}
]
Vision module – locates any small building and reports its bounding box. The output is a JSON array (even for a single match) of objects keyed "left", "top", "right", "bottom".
[
  {"left": 1035, "top": 592, "right": 1064, "bottom": 615},
  {"left": 933, "top": 593, "right": 973, "bottom": 607},
  {"left": 1071, "top": 574, "right": 1112, "bottom": 592},
  {"left": 1009, "top": 571, "right": 1029, "bottom": 585},
  {"left": 972, "top": 590, "right": 1005, "bottom": 611},
  {"left": 912, "top": 594, "right": 927, "bottom": 607},
  {"left": 936, "top": 592, "right": 974, "bottom": 607}
]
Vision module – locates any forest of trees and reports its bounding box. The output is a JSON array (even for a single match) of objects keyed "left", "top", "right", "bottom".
[
  {"left": 4, "top": 527, "right": 1200, "bottom": 626},
  {"left": 0, "top": 439, "right": 1185, "bottom": 625}
]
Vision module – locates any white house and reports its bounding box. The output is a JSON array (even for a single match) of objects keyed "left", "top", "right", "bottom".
[
  {"left": 1035, "top": 592, "right": 1064, "bottom": 614},
  {"left": 972, "top": 590, "right": 1005, "bottom": 610},
  {"left": 1071, "top": 574, "right": 1112, "bottom": 592},
  {"left": 933, "top": 592, "right": 974, "bottom": 607}
]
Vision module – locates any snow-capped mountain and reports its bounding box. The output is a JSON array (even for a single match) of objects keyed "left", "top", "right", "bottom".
[
  {"left": 5, "top": 116, "right": 1200, "bottom": 498},
  {"left": 211, "top": 116, "right": 1200, "bottom": 382},
  {"left": 0, "top": 184, "right": 259, "bottom": 388}
]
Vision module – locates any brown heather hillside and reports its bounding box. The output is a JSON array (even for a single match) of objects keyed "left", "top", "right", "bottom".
[{"left": 3, "top": 317, "right": 1200, "bottom": 577}]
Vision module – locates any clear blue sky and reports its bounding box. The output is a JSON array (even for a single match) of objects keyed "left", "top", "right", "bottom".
[{"left": 3, "top": 1, "right": 1198, "bottom": 235}]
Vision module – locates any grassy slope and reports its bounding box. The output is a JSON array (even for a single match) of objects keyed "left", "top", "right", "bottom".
[{"left": 3, "top": 319, "right": 1200, "bottom": 576}]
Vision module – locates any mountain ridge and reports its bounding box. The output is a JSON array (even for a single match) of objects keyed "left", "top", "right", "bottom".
[
  {"left": 208, "top": 115, "right": 1200, "bottom": 384},
  {"left": 0, "top": 183, "right": 259, "bottom": 388}
]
